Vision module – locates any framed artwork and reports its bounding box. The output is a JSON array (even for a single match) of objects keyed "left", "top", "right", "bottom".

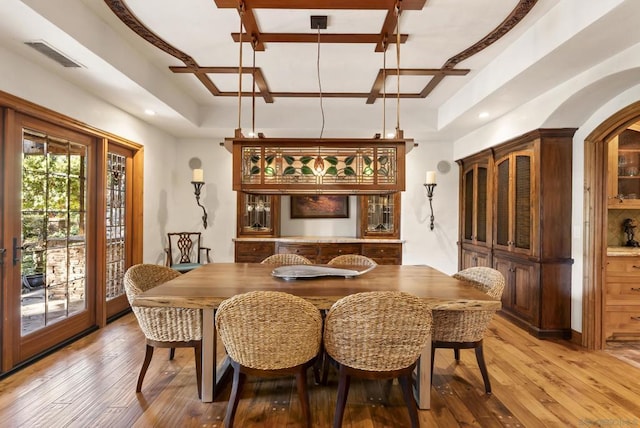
[{"left": 290, "top": 195, "right": 349, "bottom": 218}]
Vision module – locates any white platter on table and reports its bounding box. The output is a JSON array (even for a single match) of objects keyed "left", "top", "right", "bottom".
[{"left": 271, "top": 264, "right": 376, "bottom": 280}]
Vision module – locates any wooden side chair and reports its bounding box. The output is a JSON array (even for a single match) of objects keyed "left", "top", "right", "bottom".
[
  {"left": 260, "top": 253, "right": 313, "bottom": 265},
  {"left": 123, "top": 264, "right": 202, "bottom": 397},
  {"left": 215, "top": 291, "right": 322, "bottom": 428},
  {"left": 327, "top": 254, "right": 377, "bottom": 266},
  {"left": 323, "top": 291, "right": 432, "bottom": 428},
  {"left": 165, "top": 232, "right": 211, "bottom": 273},
  {"left": 430, "top": 266, "right": 506, "bottom": 394}
]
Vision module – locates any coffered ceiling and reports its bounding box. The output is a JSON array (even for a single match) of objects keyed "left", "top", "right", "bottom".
[{"left": 2, "top": 0, "right": 640, "bottom": 143}]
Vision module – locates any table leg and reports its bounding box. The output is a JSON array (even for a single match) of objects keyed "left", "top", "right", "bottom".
[
  {"left": 414, "top": 339, "right": 432, "bottom": 409},
  {"left": 201, "top": 308, "right": 215, "bottom": 402}
]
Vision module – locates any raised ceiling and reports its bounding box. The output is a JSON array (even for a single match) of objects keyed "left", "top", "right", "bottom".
[{"left": 3, "top": 0, "right": 639, "bottom": 143}]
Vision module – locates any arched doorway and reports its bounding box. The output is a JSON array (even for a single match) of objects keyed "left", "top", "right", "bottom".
[{"left": 584, "top": 100, "right": 640, "bottom": 349}]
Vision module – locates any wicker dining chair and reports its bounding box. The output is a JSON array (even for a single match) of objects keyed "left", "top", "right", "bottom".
[
  {"left": 124, "top": 264, "right": 203, "bottom": 397},
  {"left": 260, "top": 253, "right": 313, "bottom": 265},
  {"left": 327, "top": 254, "right": 377, "bottom": 266},
  {"left": 323, "top": 291, "right": 432, "bottom": 428},
  {"left": 215, "top": 291, "right": 323, "bottom": 428},
  {"left": 430, "top": 266, "right": 505, "bottom": 394}
]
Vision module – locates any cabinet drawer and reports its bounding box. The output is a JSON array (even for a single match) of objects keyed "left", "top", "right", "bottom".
[
  {"left": 361, "top": 243, "right": 401, "bottom": 258},
  {"left": 605, "top": 282, "right": 640, "bottom": 305},
  {"left": 235, "top": 242, "right": 275, "bottom": 263},
  {"left": 605, "top": 257, "right": 640, "bottom": 275},
  {"left": 317, "top": 244, "right": 362, "bottom": 264},
  {"left": 604, "top": 306, "right": 640, "bottom": 340},
  {"left": 362, "top": 244, "right": 402, "bottom": 265},
  {"left": 276, "top": 243, "right": 318, "bottom": 261}
]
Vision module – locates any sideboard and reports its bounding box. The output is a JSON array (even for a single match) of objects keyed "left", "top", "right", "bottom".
[{"left": 233, "top": 237, "right": 403, "bottom": 265}]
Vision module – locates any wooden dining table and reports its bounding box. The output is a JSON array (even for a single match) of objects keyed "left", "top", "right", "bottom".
[{"left": 132, "top": 262, "right": 501, "bottom": 409}]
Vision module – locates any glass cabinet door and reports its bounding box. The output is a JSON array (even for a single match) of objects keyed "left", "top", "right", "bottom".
[
  {"left": 494, "top": 151, "right": 533, "bottom": 255},
  {"left": 462, "top": 164, "right": 489, "bottom": 245},
  {"left": 237, "top": 193, "right": 280, "bottom": 237},
  {"left": 358, "top": 193, "right": 400, "bottom": 239},
  {"left": 608, "top": 130, "right": 640, "bottom": 208}
]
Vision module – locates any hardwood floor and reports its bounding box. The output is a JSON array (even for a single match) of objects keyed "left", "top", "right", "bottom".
[{"left": 1, "top": 313, "right": 639, "bottom": 427}]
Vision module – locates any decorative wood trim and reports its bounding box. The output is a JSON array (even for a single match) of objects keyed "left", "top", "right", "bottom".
[{"left": 444, "top": 0, "right": 538, "bottom": 69}]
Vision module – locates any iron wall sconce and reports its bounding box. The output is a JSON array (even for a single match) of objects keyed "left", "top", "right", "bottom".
[
  {"left": 192, "top": 168, "right": 208, "bottom": 229},
  {"left": 424, "top": 171, "right": 437, "bottom": 231}
]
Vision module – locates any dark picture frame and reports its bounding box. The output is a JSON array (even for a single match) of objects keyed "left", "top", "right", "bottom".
[{"left": 290, "top": 195, "right": 349, "bottom": 218}]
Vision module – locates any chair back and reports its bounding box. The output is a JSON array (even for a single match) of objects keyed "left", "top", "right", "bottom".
[
  {"left": 324, "top": 291, "right": 432, "bottom": 372},
  {"left": 124, "top": 264, "right": 201, "bottom": 342},
  {"left": 431, "top": 267, "right": 505, "bottom": 343},
  {"left": 452, "top": 267, "right": 505, "bottom": 300},
  {"left": 261, "top": 253, "right": 312, "bottom": 265},
  {"left": 215, "top": 291, "right": 322, "bottom": 370},
  {"left": 167, "top": 232, "right": 203, "bottom": 265},
  {"left": 327, "top": 254, "right": 377, "bottom": 266}
]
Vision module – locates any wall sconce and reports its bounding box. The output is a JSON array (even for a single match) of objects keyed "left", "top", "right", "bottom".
[
  {"left": 424, "top": 171, "right": 437, "bottom": 231},
  {"left": 191, "top": 168, "right": 208, "bottom": 228}
]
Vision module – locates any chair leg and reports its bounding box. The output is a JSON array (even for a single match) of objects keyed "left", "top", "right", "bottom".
[
  {"left": 381, "top": 379, "right": 394, "bottom": 406},
  {"left": 136, "top": 344, "right": 154, "bottom": 392},
  {"left": 398, "top": 375, "right": 420, "bottom": 428},
  {"left": 169, "top": 348, "right": 175, "bottom": 360},
  {"left": 454, "top": 348, "right": 460, "bottom": 361},
  {"left": 295, "top": 368, "right": 312, "bottom": 428},
  {"left": 333, "top": 365, "right": 351, "bottom": 428},
  {"left": 430, "top": 345, "right": 436, "bottom": 384},
  {"left": 193, "top": 342, "right": 202, "bottom": 399},
  {"left": 224, "top": 363, "right": 246, "bottom": 428},
  {"left": 474, "top": 343, "right": 492, "bottom": 394}
]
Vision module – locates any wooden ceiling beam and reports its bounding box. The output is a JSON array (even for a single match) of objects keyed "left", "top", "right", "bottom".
[
  {"left": 366, "top": 68, "right": 470, "bottom": 104},
  {"left": 170, "top": 66, "right": 273, "bottom": 103},
  {"left": 215, "top": 0, "right": 426, "bottom": 11},
  {"left": 232, "top": 32, "right": 408, "bottom": 45}
]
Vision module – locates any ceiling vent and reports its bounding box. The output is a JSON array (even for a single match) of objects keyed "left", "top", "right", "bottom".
[{"left": 24, "top": 41, "right": 84, "bottom": 68}]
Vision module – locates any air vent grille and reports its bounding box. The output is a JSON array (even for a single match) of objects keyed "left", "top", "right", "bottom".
[{"left": 24, "top": 41, "right": 83, "bottom": 68}]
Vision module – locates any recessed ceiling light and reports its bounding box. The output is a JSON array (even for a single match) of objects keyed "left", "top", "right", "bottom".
[
  {"left": 144, "top": 109, "right": 156, "bottom": 116},
  {"left": 478, "top": 111, "right": 490, "bottom": 119}
]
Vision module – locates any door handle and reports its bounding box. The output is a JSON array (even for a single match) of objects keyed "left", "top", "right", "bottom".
[{"left": 13, "top": 238, "right": 23, "bottom": 266}]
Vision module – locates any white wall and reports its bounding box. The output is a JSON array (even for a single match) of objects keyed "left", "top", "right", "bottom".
[
  {"left": 166, "top": 140, "right": 236, "bottom": 262},
  {"left": 0, "top": 45, "right": 178, "bottom": 263}
]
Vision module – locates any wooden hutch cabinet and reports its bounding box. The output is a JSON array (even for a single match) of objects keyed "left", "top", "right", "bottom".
[
  {"left": 458, "top": 128, "right": 575, "bottom": 339},
  {"left": 457, "top": 150, "right": 492, "bottom": 269},
  {"left": 234, "top": 192, "right": 403, "bottom": 265}
]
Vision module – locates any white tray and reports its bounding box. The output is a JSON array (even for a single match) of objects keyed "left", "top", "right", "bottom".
[{"left": 271, "top": 264, "right": 376, "bottom": 280}]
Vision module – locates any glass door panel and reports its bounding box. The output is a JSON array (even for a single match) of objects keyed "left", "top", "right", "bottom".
[
  {"left": 21, "top": 130, "right": 88, "bottom": 336},
  {"left": 105, "top": 146, "right": 133, "bottom": 318}
]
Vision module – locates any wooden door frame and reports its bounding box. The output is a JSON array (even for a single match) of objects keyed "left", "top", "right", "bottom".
[
  {"left": 0, "top": 90, "right": 144, "bottom": 372},
  {"left": 583, "top": 100, "right": 640, "bottom": 349}
]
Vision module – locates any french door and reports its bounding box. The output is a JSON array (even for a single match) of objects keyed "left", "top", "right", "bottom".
[
  {"left": 2, "top": 113, "right": 97, "bottom": 369},
  {"left": 0, "top": 94, "right": 143, "bottom": 373},
  {"left": 104, "top": 145, "right": 134, "bottom": 318}
]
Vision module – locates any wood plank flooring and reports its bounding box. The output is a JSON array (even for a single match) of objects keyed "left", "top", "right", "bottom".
[{"left": 1, "top": 313, "right": 639, "bottom": 427}]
